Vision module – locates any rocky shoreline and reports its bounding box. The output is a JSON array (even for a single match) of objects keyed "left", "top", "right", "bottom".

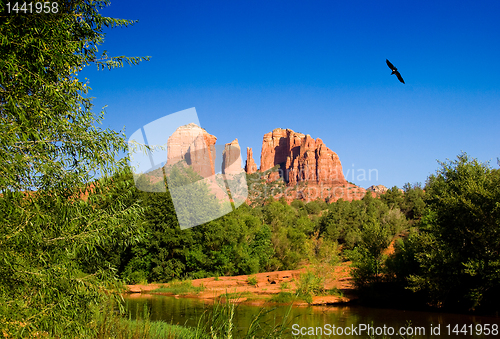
[{"left": 125, "top": 263, "right": 356, "bottom": 307}]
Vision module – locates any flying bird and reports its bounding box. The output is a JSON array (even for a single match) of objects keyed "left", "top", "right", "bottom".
[{"left": 386, "top": 59, "right": 405, "bottom": 84}]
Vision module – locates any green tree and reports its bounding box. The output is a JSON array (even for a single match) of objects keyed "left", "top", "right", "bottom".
[
  {"left": 262, "top": 201, "right": 314, "bottom": 270},
  {"left": 346, "top": 195, "right": 405, "bottom": 288},
  {"left": 393, "top": 153, "right": 500, "bottom": 311},
  {"left": 380, "top": 186, "right": 405, "bottom": 210},
  {"left": 305, "top": 200, "right": 322, "bottom": 215},
  {"left": 121, "top": 183, "right": 195, "bottom": 283},
  {"left": 246, "top": 165, "right": 286, "bottom": 206},
  {"left": 381, "top": 184, "right": 426, "bottom": 223},
  {"left": 0, "top": 1, "right": 149, "bottom": 336},
  {"left": 318, "top": 198, "right": 363, "bottom": 250},
  {"left": 318, "top": 191, "right": 408, "bottom": 290},
  {"left": 401, "top": 183, "right": 426, "bottom": 221}
]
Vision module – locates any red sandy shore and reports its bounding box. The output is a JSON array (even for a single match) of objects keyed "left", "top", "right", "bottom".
[{"left": 125, "top": 262, "right": 356, "bottom": 307}]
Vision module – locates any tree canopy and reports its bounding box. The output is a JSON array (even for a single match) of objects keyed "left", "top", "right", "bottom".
[
  {"left": 0, "top": 0, "right": 149, "bottom": 194},
  {"left": 407, "top": 153, "right": 500, "bottom": 310},
  {"left": 0, "top": 1, "right": 149, "bottom": 336}
]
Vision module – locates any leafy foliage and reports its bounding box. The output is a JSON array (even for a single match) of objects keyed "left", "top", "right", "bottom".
[
  {"left": 0, "top": 1, "right": 149, "bottom": 336},
  {"left": 118, "top": 185, "right": 341, "bottom": 283},
  {"left": 405, "top": 154, "right": 500, "bottom": 310},
  {"left": 245, "top": 165, "right": 286, "bottom": 206},
  {"left": 0, "top": 0, "right": 149, "bottom": 194},
  {"left": 152, "top": 280, "right": 205, "bottom": 295},
  {"left": 318, "top": 193, "right": 408, "bottom": 253},
  {"left": 381, "top": 184, "right": 426, "bottom": 222},
  {"left": 386, "top": 153, "right": 500, "bottom": 311},
  {"left": 247, "top": 276, "right": 258, "bottom": 286},
  {"left": 295, "top": 271, "right": 326, "bottom": 304}
]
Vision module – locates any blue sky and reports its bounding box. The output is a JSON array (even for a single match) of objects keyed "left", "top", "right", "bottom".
[{"left": 82, "top": 0, "right": 500, "bottom": 189}]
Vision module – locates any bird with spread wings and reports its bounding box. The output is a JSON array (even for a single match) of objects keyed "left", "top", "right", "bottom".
[{"left": 386, "top": 59, "right": 405, "bottom": 84}]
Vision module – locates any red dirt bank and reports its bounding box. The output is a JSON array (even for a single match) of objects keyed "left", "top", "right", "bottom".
[{"left": 125, "top": 262, "right": 356, "bottom": 307}]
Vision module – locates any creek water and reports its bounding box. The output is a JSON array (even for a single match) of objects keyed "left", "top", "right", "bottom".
[{"left": 124, "top": 294, "right": 499, "bottom": 338}]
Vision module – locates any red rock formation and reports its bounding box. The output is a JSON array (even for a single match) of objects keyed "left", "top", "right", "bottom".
[
  {"left": 253, "top": 128, "right": 366, "bottom": 202},
  {"left": 167, "top": 123, "right": 217, "bottom": 178},
  {"left": 259, "top": 128, "right": 347, "bottom": 186},
  {"left": 260, "top": 128, "right": 296, "bottom": 181},
  {"left": 222, "top": 139, "right": 241, "bottom": 174},
  {"left": 245, "top": 147, "right": 257, "bottom": 174},
  {"left": 166, "top": 125, "right": 368, "bottom": 203},
  {"left": 366, "top": 185, "right": 389, "bottom": 195}
]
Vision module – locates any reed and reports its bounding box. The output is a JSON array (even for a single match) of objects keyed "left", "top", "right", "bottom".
[{"left": 94, "top": 292, "right": 298, "bottom": 339}]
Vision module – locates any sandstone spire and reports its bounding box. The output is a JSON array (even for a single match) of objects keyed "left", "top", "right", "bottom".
[
  {"left": 244, "top": 147, "right": 257, "bottom": 174},
  {"left": 222, "top": 139, "right": 241, "bottom": 174}
]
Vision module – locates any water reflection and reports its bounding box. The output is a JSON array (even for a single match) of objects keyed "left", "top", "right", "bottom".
[{"left": 124, "top": 294, "right": 499, "bottom": 338}]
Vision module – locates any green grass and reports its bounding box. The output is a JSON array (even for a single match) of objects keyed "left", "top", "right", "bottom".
[
  {"left": 247, "top": 275, "right": 258, "bottom": 286},
  {"left": 97, "top": 319, "right": 202, "bottom": 339},
  {"left": 269, "top": 287, "right": 343, "bottom": 305},
  {"left": 152, "top": 280, "right": 205, "bottom": 295},
  {"left": 269, "top": 292, "right": 295, "bottom": 304},
  {"left": 220, "top": 291, "right": 253, "bottom": 299},
  {"left": 96, "top": 293, "right": 298, "bottom": 339},
  {"left": 95, "top": 305, "right": 203, "bottom": 339},
  {"left": 280, "top": 281, "right": 291, "bottom": 291},
  {"left": 295, "top": 271, "right": 326, "bottom": 304},
  {"left": 326, "top": 287, "right": 344, "bottom": 297},
  {"left": 204, "top": 294, "right": 294, "bottom": 339}
]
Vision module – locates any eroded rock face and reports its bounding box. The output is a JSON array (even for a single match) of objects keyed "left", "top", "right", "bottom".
[
  {"left": 259, "top": 128, "right": 347, "bottom": 186},
  {"left": 245, "top": 147, "right": 257, "bottom": 174},
  {"left": 166, "top": 124, "right": 369, "bottom": 203},
  {"left": 166, "top": 123, "right": 217, "bottom": 178},
  {"left": 251, "top": 128, "right": 367, "bottom": 202},
  {"left": 366, "top": 185, "right": 389, "bottom": 195}
]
